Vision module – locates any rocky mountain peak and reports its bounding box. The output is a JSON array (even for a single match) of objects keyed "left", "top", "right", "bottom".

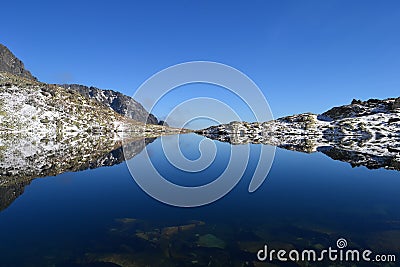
[
  {"left": 318, "top": 97, "right": 399, "bottom": 121},
  {"left": 0, "top": 44, "right": 37, "bottom": 81}
]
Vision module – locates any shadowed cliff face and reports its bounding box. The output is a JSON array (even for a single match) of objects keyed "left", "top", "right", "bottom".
[
  {"left": 59, "top": 84, "right": 159, "bottom": 124},
  {"left": 0, "top": 133, "right": 155, "bottom": 212},
  {"left": 0, "top": 44, "right": 37, "bottom": 81}
]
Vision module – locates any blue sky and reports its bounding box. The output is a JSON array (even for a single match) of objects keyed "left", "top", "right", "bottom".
[{"left": 1, "top": 0, "right": 399, "bottom": 127}]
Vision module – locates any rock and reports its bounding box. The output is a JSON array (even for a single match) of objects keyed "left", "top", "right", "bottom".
[
  {"left": 161, "top": 226, "right": 179, "bottom": 237},
  {"left": 197, "top": 234, "right": 226, "bottom": 249},
  {"left": 86, "top": 253, "right": 144, "bottom": 267},
  {"left": 158, "top": 120, "right": 169, "bottom": 127},
  {"left": 0, "top": 44, "right": 37, "bottom": 80},
  {"left": 320, "top": 97, "right": 397, "bottom": 120},
  {"left": 134, "top": 229, "right": 162, "bottom": 244},
  {"left": 161, "top": 223, "right": 197, "bottom": 238},
  {"left": 115, "top": 218, "right": 138, "bottom": 224},
  {"left": 392, "top": 97, "right": 400, "bottom": 110}
]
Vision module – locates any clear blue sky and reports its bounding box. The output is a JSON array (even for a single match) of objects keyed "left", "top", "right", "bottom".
[{"left": 1, "top": 0, "right": 399, "bottom": 125}]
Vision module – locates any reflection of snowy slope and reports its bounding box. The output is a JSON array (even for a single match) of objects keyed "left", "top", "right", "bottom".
[
  {"left": 0, "top": 72, "right": 186, "bottom": 212},
  {"left": 0, "top": 133, "right": 154, "bottom": 211},
  {"left": 0, "top": 133, "right": 154, "bottom": 182},
  {"left": 199, "top": 97, "right": 400, "bottom": 171}
]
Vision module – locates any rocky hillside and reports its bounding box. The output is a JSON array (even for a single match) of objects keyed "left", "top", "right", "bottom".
[
  {"left": 199, "top": 97, "right": 400, "bottom": 138},
  {"left": 0, "top": 44, "right": 37, "bottom": 80},
  {"left": 59, "top": 84, "right": 159, "bottom": 124},
  {"left": 198, "top": 97, "right": 400, "bottom": 171},
  {"left": 319, "top": 98, "right": 400, "bottom": 120},
  {"left": 0, "top": 72, "right": 181, "bottom": 136},
  {"left": 0, "top": 43, "right": 160, "bottom": 125}
]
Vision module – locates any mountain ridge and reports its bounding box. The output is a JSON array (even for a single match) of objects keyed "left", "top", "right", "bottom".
[
  {"left": 59, "top": 83, "right": 159, "bottom": 124},
  {"left": 199, "top": 97, "right": 400, "bottom": 137},
  {"left": 0, "top": 72, "right": 183, "bottom": 136},
  {"left": 0, "top": 43, "right": 160, "bottom": 125}
]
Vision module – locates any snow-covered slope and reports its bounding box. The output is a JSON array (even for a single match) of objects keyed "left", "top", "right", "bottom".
[
  {"left": 0, "top": 43, "right": 160, "bottom": 125},
  {"left": 198, "top": 97, "right": 400, "bottom": 171},
  {"left": 0, "top": 72, "right": 183, "bottom": 137}
]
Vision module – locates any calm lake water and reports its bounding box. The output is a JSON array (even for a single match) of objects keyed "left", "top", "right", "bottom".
[{"left": 0, "top": 133, "right": 399, "bottom": 266}]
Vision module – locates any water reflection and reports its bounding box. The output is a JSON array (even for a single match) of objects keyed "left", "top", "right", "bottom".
[
  {"left": 0, "top": 133, "right": 399, "bottom": 266},
  {"left": 201, "top": 132, "right": 400, "bottom": 171},
  {"left": 0, "top": 132, "right": 155, "bottom": 211}
]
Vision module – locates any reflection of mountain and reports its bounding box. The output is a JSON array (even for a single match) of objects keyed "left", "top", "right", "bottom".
[
  {"left": 201, "top": 133, "right": 400, "bottom": 171},
  {"left": 318, "top": 146, "right": 400, "bottom": 170},
  {"left": 0, "top": 179, "right": 29, "bottom": 212},
  {"left": 0, "top": 133, "right": 154, "bottom": 212},
  {"left": 199, "top": 97, "right": 400, "bottom": 171}
]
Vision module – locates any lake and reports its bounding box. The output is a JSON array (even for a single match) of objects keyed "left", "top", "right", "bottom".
[{"left": 0, "top": 133, "right": 399, "bottom": 266}]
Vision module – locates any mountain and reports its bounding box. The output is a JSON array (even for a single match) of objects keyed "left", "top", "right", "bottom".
[
  {"left": 59, "top": 84, "right": 159, "bottom": 124},
  {"left": 199, "top": 97, "right": 400, "bottom": 137},
  {"left": 0, "top": 72, "right": 185, "bottom": 136},
  {"left": 0, "top": 44, "right": 37, "bottom": 80},
  {"left": 198, "top": 97, "right": 400, "bottom": 171},
  {"left": 0, "top": 43, "right": 160, "bottom": 124}
]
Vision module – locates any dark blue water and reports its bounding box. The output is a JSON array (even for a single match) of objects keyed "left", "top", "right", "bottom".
[{"left": 0, "top": 134, "right": 399, "bottom": 266}]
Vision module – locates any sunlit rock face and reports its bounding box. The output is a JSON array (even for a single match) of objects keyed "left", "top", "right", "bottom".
[
  {"left": 198, "top": 97, "right": 400, "bottom": 171},
  {"left": 0, "top": 132, "right": 155, "bottom": 212}
]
